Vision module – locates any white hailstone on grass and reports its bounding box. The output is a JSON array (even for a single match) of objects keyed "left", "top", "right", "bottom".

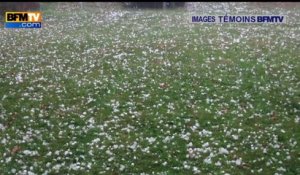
[
  {"left": 23, "top": 150, "right": 39, "bottom": 156},
  {"left": 199, "top": 129, "right": 212, "bottom": 137},
  {"left": 183, "top": 162, "right": 190, "bottom": 169},
  {"left": 1, "top": 94, "right": 7, "bottom": 100},
  {"left": 233, "top": 38, "right": 240, "bottom": 43},
  {"left": 92, "top": 138, "right": 100, "bottom": 144},
  {"left": 87, "top": 162, "right": 92, "bottom": 169},
  {"left": 277, "top": 167, "right": 286, "bottom": 172},
  {"left": 0, "top": 123, "right": 5, "bottom": 131},
  {"left": 219, "top": 147, "right": 229, "bottom": 154},
  {"left": 88, "top": 117, "right": 95, "bottom": 124},
  {"left": 141, "top": 147, "right": 150, "bottom": 153},
  {"left": 206, "top": 98, "right": 212, "bottom": 104},
  {"left": 70, "top": 163, "right": 80, "bottom": 171},
  {"left": 120, "top": 164, "right": 125, "bottom": 171},
  {"left": 204, "top": 157, "right": 212, "bottom": 164},
  {"left": 295, "top": 116, "right": 300, "bottom": 123},
  {"left": 146, "top": 137, "right": 156, "bottom": 144},
  {"left": 68, "top": 124, "right": 75, "bottom": 130},
  {"left": 215, "top": 161, "right": 222, "bottom": 166},
  {"left": 55, "top": 150, "right": 60, "bottom": 155},
  {"left": 27, "top": 171, "right": 36, "bottom": 175},
  {"left": 11, "top": 169, "right": 16, "bottom": 174},
  {"left": 202, "top": 142, "right": 209, "bottom": 148},
  {"left": 232, "top": 135, "right": 239, "bottom": 140},
  {"left": 87, "top": 96, "right": 94, "bottom": 104},
  {"left": 193, "top": 166, "right": 200, "bottom": 174},
  {"left": 46, "top": 152, "right": 52, "bottom": 156},
  {"left": 64, "top": 150, "right": 72, "bottom": 156},
  {"left": 5, "top": 157, "right": 12, "bottom": 163},
  {"left": 235, "top": 158, "right": 242, "bottom": 166},
  {"left": 88, "top": 150, "right": 93, "bottom": 156},
  {"left": 105, "top": 149, "right": 113, "bottom": 155},
  {"left": 129, "top": 141, "right": 138, "bottom": 151},
  {"left": 52, "top": 164, "right": 62, "bottom": 171},
  {"left": 187, "top": 148, "right": 196, "bottom": 158},
  {"left": 42, "top": 170, "right": 49, "bottom": 175},
  {"left": 46, "top": 162, "right": 51, "bottom": 167},
  {"left": 108, "top": 157, "right": 114, "bottom": 162},
  {"left": 191, "top": 123, "right": 199, "bottom": 131},
  {"left": 113, "top": 144, "right": 119, "bottom": 149},
  {"left": 15, "top": 73, "right": 23, "bottom": 83},
  {"left": 143, "top": 93, "right": 150, "bottom": 99},
  {"left": 180, "top": 132, "right": 190, "bottom": 141},
  {"left": 1, "top": 138, "right": 7, "bottom": 144},
  {"left": 263, "top": 148, "right": 267, "bottom": 153},
  {"left": 162, "top": 136, "right": 172, "bottom": 143}
]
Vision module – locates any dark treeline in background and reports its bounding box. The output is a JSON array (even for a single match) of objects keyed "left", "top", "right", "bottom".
[
  {"left": 0, "top": 2, "right": 40, "bottom": 17},
  {"left": 0, "top": 2, "right": 187, "bottom": 17},
  {"left": 123, "top": 2, "right": 185, "bottom": 9}
]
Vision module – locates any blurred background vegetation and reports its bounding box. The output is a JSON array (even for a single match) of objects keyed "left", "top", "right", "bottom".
[{"left": 0, "top": 2, "right": 187, "bottom": 15}]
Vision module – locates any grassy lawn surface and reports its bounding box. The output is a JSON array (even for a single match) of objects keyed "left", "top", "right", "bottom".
[{"left": 0, "top": 2, "right": 299, "bottom": 175}]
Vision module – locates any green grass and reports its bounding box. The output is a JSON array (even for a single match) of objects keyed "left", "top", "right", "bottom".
[{"left": 0, "top": 2, "right": 299, "bottom": 175}]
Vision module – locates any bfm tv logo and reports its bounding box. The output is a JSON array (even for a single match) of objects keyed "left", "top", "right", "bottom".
[{"left": 5, "top": 12, "right": 42, "bottom": 28}]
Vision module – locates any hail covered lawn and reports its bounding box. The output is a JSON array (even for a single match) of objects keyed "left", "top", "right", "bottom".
[{"left": 0, "top": 2, "right": 300, "bottom": 175}]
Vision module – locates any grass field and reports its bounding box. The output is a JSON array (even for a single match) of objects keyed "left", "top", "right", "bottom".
[{"left": 0, "top": 2, "right": 300, "bottom": 175}]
